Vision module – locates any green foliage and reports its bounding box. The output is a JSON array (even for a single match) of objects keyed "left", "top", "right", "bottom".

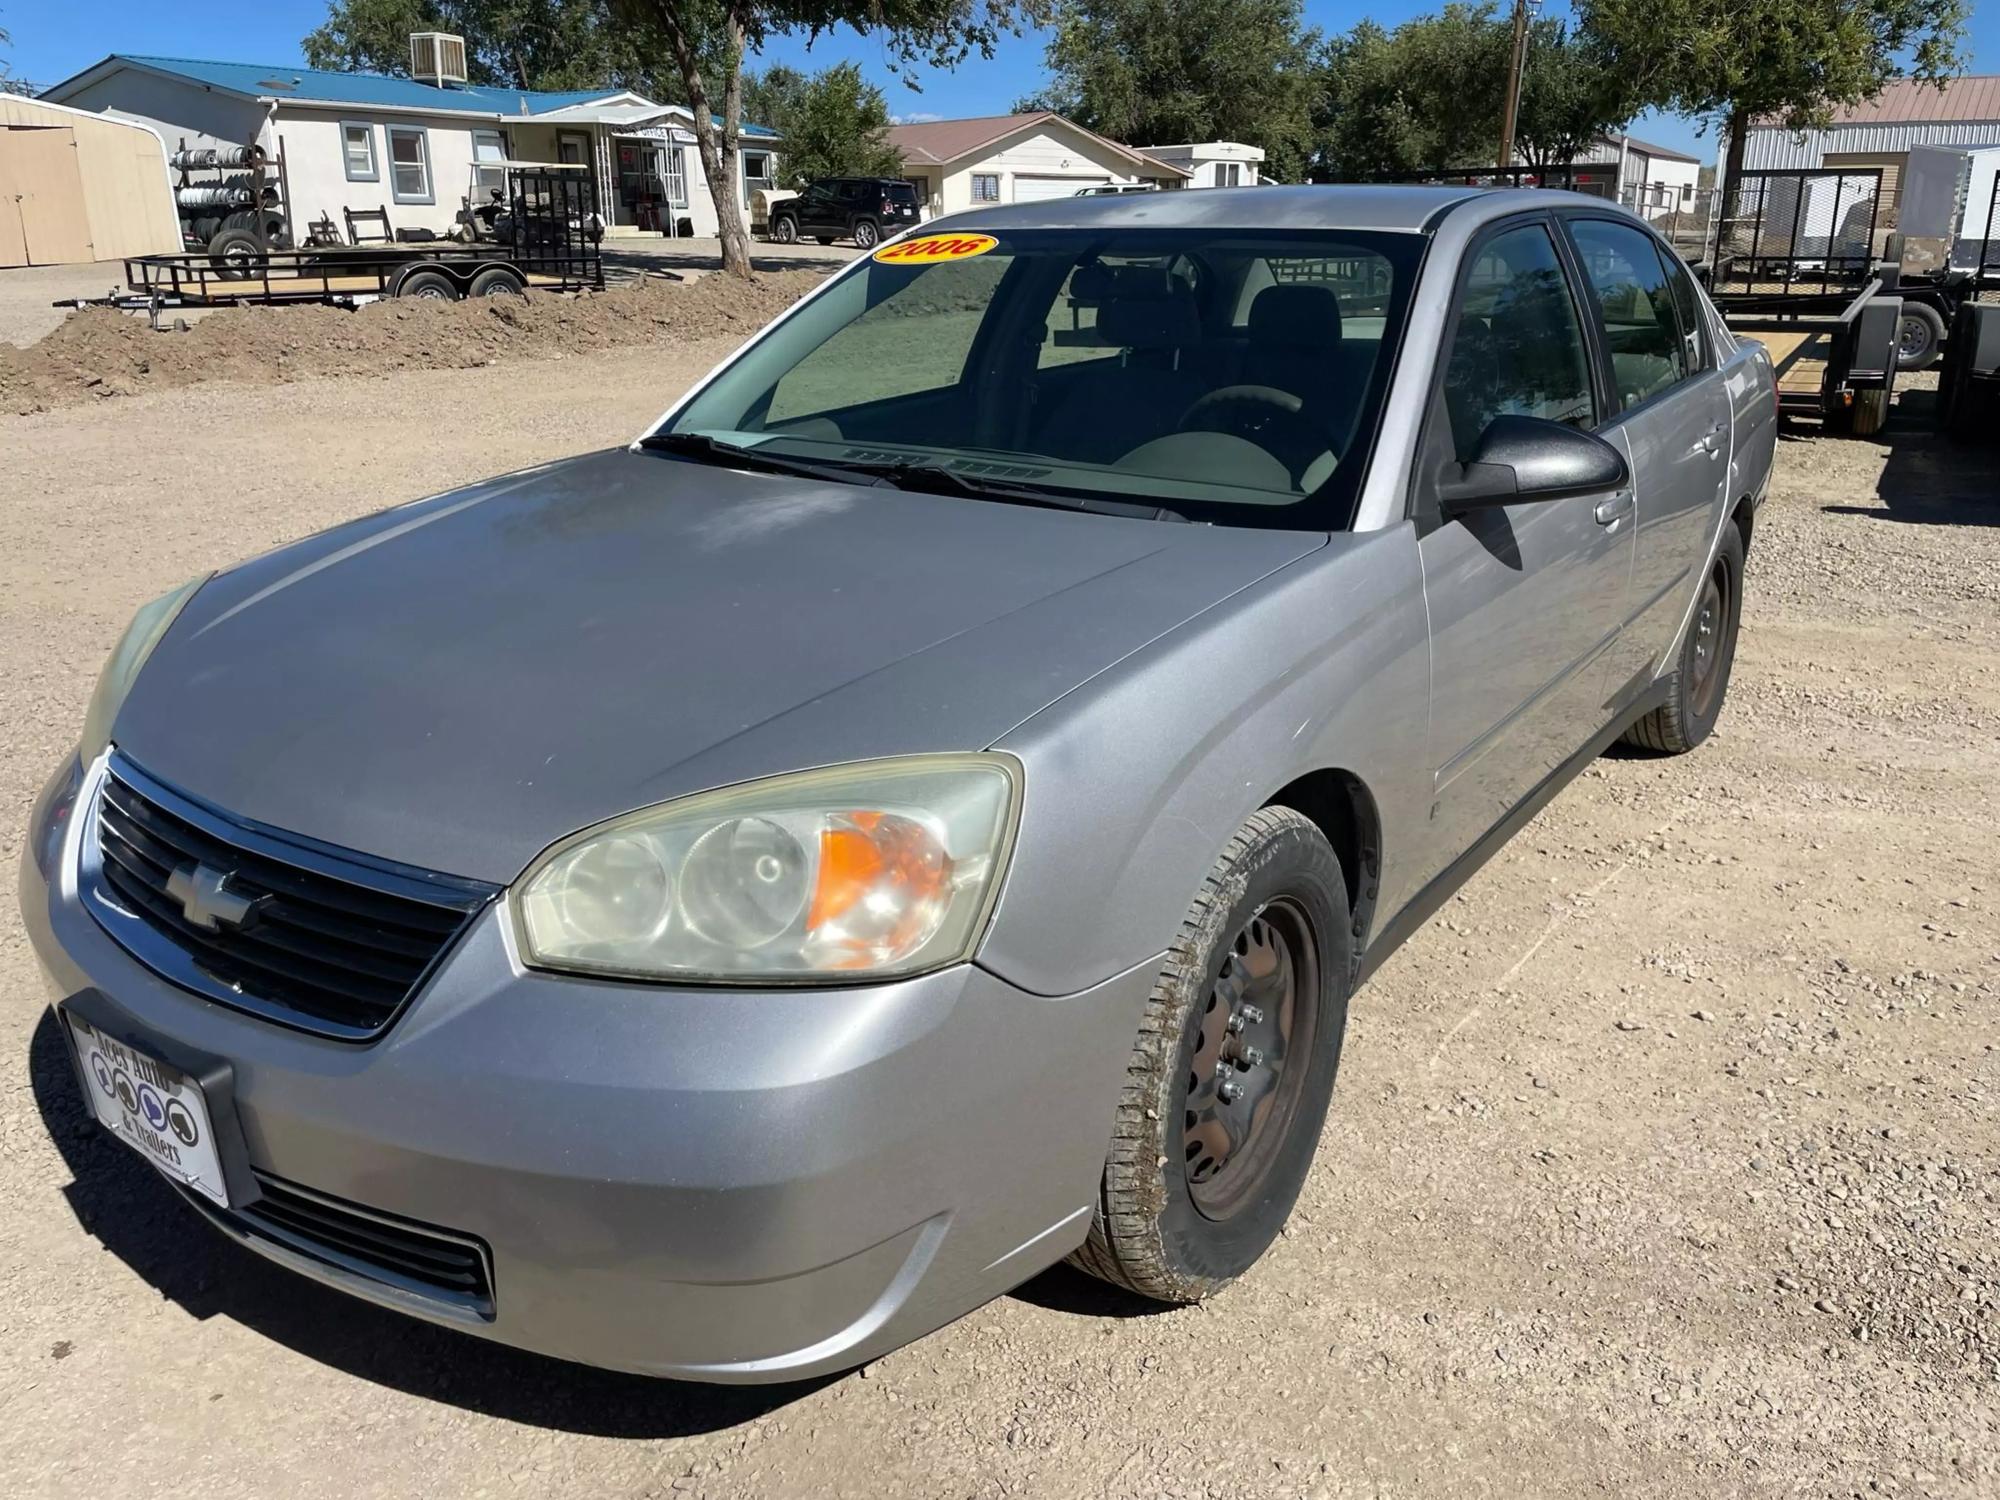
[
  {"left": 1576, "top": 0, "right": 1969, "bottom": 136},
  {"left": 1516, "top": 19, "right": 1636, "bottom": 168},
  {"left": 1315, "top": 4, "right": 1636, "bottom": 180},
  {"left": 741, "top": 61, "right": 902, "bottom": 185},
  {"left": 1022, "top": 0, "right": 1320, "bottom": 183},
  {"left": 302, "top": 0, "right": 639, "bottom": 89}
]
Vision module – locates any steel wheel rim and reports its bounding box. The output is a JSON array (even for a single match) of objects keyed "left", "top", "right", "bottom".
[
  {"left": 1899, "top": 316, "right": 1930, "bottom": 360},
  {"left": 1689, "top": 559, "right": 1728, "bottom": 717},
  {"left": 1181, "top": 897, "right": 1319, "bottom": 1221}
]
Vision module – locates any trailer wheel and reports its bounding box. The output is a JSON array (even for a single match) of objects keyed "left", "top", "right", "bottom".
[
  {"left": 1897, "top": 304, "right": 1946, "bottom": 372},
  {"left": 208, "top": 226, "right": 261, "bottom": 281},
  {"left": 467, "top": 266, "right": 526, "bottom": 298},
  {"left": 395, "top": 268, "right": 461, "bottom": 301}
]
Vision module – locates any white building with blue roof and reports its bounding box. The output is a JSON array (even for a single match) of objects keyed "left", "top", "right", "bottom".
[{"left": 40, "top": 51, "right": 781, "bottom": 242}]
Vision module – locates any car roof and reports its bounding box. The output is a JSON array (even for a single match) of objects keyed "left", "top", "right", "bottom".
[{"left": 919, "top": 183, "right": 1614, "bottom": 235}]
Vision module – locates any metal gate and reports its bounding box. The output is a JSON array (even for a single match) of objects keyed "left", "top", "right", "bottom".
[{"left": 1712, "top": 169, "right": 1891, "bottom": 296}]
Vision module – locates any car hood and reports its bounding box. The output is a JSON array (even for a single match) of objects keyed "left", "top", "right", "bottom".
[{"left": 113, "top": 449, "right": 1322, "bottom": 882}]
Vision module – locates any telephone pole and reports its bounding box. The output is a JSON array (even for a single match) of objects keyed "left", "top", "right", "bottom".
[{"left": 1495, "top": 0, "right": 1531, "bottom": 174}]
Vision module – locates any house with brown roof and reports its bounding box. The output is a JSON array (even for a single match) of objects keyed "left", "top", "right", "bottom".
[{"left": 884, "top": 112, "right": 1188, "bottom": 214}]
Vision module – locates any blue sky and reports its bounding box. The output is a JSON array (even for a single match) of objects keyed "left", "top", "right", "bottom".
[{"left": 8, "top": 1, "right": 1998, "bottom": 167}]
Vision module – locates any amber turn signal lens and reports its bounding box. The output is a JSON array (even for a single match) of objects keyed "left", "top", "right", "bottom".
[{"left": 808, "top": 812, "right": 953, "bottom": 963}]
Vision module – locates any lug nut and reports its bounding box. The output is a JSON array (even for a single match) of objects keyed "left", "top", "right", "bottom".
[
  {"left": 1217, "top": 1079, "right": 1244, "bottom": 1103},
  {"left": 1226, "top": 1012, "right": 1248, "bottom": 1035},
  {"left": 1239, "top": 1005, "right": 1265, "bottom": 1026},
  {"left": 1238, "top": 1046, "right": 1266, "bottom": 1068}
]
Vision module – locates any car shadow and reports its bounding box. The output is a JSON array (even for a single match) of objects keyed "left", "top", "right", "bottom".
[
  {"left": 1007, "top": 1261, "right": 1178, "bottom": 1320},
  {"left": 26, "top": 1007, "right": 827, "bottom": 1437}
]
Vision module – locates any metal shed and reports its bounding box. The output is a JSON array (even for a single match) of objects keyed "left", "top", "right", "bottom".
[{"left": 1, "top": 95, "right": 180, "bottom": 267}]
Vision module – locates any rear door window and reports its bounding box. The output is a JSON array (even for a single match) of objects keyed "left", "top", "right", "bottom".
[{"left": 1568, "top": 219, "right": 1690, "bottom": 408}]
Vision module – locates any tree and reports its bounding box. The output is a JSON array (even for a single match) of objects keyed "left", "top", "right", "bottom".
[
  {"left": 1514, "top": 18, "right": 1639, "bottom": 170},
  {"left": 743, "top": 61, "right": 902, "bottom": 187},
  {"left": 614, "top": 0, "right": 1040, "bottom": 278},
  {"left": 1315, "top": 6, "right": 1507, "bottom": 178},
  {"left": 1576, "top": 0, "right": 1969, "bottom": 198},
  {"left": 304, "top": 0, "right": 631, "bottom": 90},
  {"left": 1017, "top": 0, "right": 1320, "bottom": 184}
]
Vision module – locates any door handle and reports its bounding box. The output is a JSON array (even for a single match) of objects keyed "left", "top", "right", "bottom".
[
  {"left": 1593, "top": 491, "right": 1635, "bottom": 528},
  {"left": 1699, "top": 422, "right": 1727, "bottom": 457}
]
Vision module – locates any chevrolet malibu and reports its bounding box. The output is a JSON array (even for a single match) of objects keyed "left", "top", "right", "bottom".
[{"left": 22, "top": 187, "right": 1775, "bottom": 1382}]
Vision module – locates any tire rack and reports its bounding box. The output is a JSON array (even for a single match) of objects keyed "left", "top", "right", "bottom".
[{"left": 172, "top": 138, "right": 294, "bottom": 255}]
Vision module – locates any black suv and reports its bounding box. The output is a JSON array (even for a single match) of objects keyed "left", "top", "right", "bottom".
[{"left": 769, "top": 178, "right": 922, "bottom": 249}]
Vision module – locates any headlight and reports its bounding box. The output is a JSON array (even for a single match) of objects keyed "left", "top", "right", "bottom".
[
  {"left": 80, "top": 575, "right": 209, "bottom": 762},
  {"left": 513, "top": 755, "right": 1020, "bottom": 983}
]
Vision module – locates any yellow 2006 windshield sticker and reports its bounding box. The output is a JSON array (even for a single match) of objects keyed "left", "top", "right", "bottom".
[{"left": 872, "top": 233, "right": 999, "bottom": 266}]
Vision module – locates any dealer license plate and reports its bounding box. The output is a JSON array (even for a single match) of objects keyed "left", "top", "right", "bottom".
[{"left": 65, "top": 1012, "right": 229, "bottom": 1207}]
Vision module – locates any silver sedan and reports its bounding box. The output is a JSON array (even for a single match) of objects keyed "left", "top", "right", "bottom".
[{"left": 22, "top": 186, "right": 1775, "bottom": 1382}]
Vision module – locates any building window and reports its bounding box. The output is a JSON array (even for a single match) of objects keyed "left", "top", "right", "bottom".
[
  {"left": 664, "top": 144, "right": 689, "bottom": 208},
  {"left": 742, "top": 150, "right": 771, "bottom": 185},
  {"left": 341, "top": 122, "right": 378, "bottom": 182},
  {"left": 1217, "top": 162, "right": 1241, "bottom": 187},
  {"left": 471, "top": 129, "right": 508, "bottom": 202},
  {"left": 387, "top": 125, "right": 432, "bottom": 204},
  {"left": 972, "top": 173, "right": 1001, "bottom": 202}
]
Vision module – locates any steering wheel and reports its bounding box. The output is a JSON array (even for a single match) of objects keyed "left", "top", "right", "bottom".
[{"left": 1176, "top": 385, "right": 1330, "bottom": 483}]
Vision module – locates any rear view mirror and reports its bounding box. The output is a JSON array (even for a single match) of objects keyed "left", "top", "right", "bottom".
[{"left": 1438, "top": 416, "right": 1629, "bottom": 514}]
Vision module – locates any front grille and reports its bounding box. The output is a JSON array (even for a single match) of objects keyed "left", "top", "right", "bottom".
[
  {"left": 207, "top": 1173, "right": 494, "bottom": 1318},
  {"left": 85, "top": 756, "right": 495, "bottom": 1040}
]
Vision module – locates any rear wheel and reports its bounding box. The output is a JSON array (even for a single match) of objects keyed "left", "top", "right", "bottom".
[
  {"left": 1896, "top": 304, "right": 1946, "bottom": 372},
  {"left": 1622, "top": 522, "right": 1744, "bottom": 754},
  {"left": 1069, "top": 807, "right": 1350, "bottom": 1302},
  {"left": 395, "top": 268, "right": 460, "bottom": 301},
  {"left": 467, "top": 266, "right": 526, "bottom": 298},
  {"left": 852, "top": 218, "right": 880, "bottom": 249}
]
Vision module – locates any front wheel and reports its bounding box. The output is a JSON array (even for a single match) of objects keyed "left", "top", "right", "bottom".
[
  {"left": 770, "top": 215, "right": 798, "bottom": 244},
  {"left": 1069, "top": 807, "right": 1351, "bottom": 1302},
  {"left": 1622, "top": 522, "right": 1744, "bottom": 754}
]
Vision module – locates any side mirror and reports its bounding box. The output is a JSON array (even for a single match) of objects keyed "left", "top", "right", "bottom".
[{"left": 1437, "top": 415, "right": 1629, "bottom": 515}]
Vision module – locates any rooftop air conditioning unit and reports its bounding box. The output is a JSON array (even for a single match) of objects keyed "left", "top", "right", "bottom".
[{"left": 411, "top": 32, "right": 469, "bottom": 87}]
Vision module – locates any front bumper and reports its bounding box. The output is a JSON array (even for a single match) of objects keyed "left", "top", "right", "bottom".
[{"left": 20, "top": 756, "right": 1155, "bottom": 1382}]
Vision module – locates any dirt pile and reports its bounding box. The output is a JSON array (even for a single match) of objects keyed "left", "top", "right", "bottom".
[{"left": 0, "top": 269, "right": 825, "bottom": 415}]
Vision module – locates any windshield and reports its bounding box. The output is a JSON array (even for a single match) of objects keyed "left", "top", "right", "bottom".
[{"left": 660, "top": 225, "right": 1424, "bottom": 528}]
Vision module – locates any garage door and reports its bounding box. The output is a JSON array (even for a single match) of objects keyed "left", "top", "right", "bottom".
[{"left": 1013, "top": 175, "right": 1109, "bottom": 203}]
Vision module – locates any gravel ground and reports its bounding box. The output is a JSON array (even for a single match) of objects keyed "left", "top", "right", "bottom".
[{"left": 1, "top": 358, "right": 1995, "bottom": 1499}]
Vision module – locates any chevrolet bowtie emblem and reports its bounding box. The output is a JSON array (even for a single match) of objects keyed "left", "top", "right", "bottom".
[{"left": 164, "top": 862, "right": 261, "bottom": 932}]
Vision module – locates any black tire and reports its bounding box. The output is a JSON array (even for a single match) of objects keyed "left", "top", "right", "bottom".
[
  {"left": 207, "top": 226, "right": 261, "bottom": 281},
  {"left": 1896, "top": 303, "right": 1947, "bottom": 373},
  {"left": 771, "top": 215, "right": 798, "bottom": 244},
  {"left": 1069, "top": 806, "right": 1351, "bottom": 1302},
  {"left": 1622, "top": 521, "right": 1745, "bottom": 754},
  {"left": 467, "top": 266, "right": 526, "bottom": 298},
  {"left": 851, "top": 218, "right": 880, "bottom": 249},
  {"left": 395, "top": 268, "right": 460, "bottom": 301}
]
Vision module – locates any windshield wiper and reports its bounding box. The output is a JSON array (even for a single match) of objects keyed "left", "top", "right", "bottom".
[
  {"left": 636, "top": 431, "right": 882, "bottom": 488},
  {"left": 862, "top": 461, "right": 1190, "bottom": 523}
]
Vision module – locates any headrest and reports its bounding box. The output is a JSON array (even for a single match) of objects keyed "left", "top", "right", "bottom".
[
  {"left": 1098, "top": 293, "right": 1201, "bottom": 350},
  {"left": 1248, "top": 284, "right": 1343, "bottom": 347}
]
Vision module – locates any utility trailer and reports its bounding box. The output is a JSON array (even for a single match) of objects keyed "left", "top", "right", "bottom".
[
  {"left": 56, "top": 169, "right": 602, "bottom": 325},
  {"left": 1716, "top": 277, "right": 1903, "bottom": 434}
]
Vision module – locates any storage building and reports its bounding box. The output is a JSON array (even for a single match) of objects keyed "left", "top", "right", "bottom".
[{"left": 1, "top": 94, "right": 179, "bottom": 266}]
